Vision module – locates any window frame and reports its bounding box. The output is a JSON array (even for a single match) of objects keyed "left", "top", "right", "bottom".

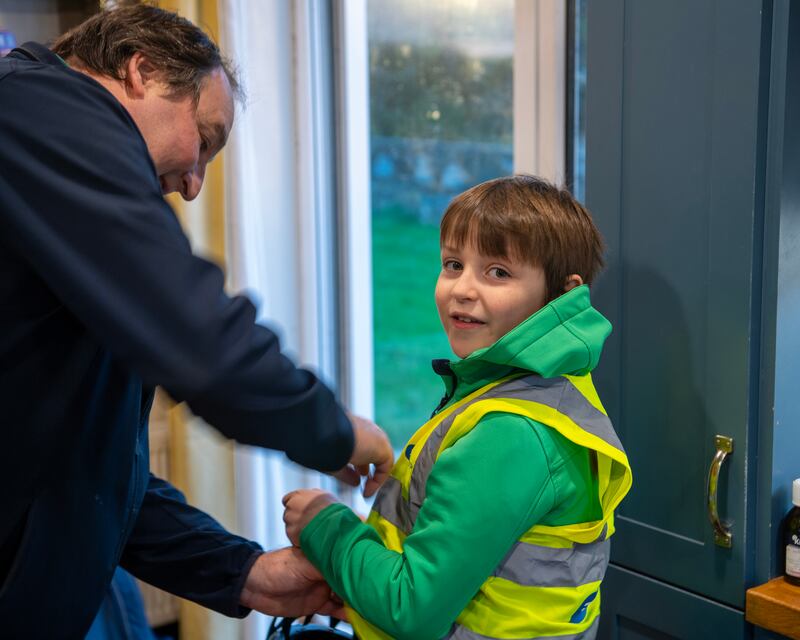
[{"left": 333, "top": 0, "right": 569, "bottom": 425}]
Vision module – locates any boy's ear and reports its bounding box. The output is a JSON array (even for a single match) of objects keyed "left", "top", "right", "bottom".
[{"left": 564, "top": 274, "right": 584, "bottom": 292}]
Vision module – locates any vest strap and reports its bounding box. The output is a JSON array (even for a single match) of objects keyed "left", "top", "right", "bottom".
[
  {"left": 494, "top": 538, "right": 610, "bottom": 588},
  {"left": 444, "top": 617, "right": 599, "bottom": 640}
]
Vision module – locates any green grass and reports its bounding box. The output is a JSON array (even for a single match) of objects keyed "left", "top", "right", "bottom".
[{"left": 372, "top": 214, "right": 454, "bottom": 446}]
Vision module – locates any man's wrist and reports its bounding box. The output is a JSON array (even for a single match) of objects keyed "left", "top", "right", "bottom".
[{"left": 238, "top": 550, "right": 267, "bottom": 609}]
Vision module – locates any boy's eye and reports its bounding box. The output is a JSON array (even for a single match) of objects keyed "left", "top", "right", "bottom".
[
  {"left": 443, "top": 259, "right": 462, "bottom": 271},
  {"left": 488, "top": 267, "right": 511, "bottom": 279}
]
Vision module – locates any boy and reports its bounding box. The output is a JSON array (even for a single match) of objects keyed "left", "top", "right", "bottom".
[{"left": 283, "top": 176, "right": 633, "bottom": 640}]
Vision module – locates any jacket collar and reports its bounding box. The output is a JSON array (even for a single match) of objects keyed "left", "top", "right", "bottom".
[
  {"left": 9, "top": 42, "right": 66, "bottom": 67},
  {"left": 432, "top": 285, "right": 612, "bottom": 408}
]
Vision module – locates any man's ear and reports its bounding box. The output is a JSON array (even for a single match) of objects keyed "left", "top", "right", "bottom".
[
  {"left": 564, "top": 274, "right": 584, "bottom": 292},
  {"left": 123, "top": 52, "right": 159, "bottom": 99}
]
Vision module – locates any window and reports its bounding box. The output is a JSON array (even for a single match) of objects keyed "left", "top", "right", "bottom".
[{"left": 368, "top": 0, "right": 515, "bottom": 446}]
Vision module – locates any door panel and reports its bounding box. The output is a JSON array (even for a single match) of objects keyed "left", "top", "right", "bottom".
[
  {"left": 598, "top": 565, "right": 749, "bottom": 640},
  {"left": 585, "top": 0, "right": 767, "bottom": 606},
  {"left": 597, "top": 564, "right": 751, "bottom": 640}
]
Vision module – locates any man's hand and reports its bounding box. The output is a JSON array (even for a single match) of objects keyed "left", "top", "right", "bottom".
[
  {"left": 282, "top": 489, "right": 340, "bottom": 547},
  {"left": 332, "top": 413, "right": 394, "bottom": 498},
  {"left": 240, "top": 547, "right": 345, "bottom": 618}
]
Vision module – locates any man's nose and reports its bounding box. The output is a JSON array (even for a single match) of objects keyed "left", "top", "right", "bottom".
[{"left": 180, "top": 165, "right": 206, "bottom": 201}]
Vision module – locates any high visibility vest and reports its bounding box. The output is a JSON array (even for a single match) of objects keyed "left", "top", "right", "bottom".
[{"left": 347, "top": 373, "right": 633, "bottom": 640}]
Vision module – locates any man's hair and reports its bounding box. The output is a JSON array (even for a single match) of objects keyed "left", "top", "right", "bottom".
[
  {"left": 52, "top": 3, "right": 240, "bottom": 102},
  {"left": 440, "top": 175, "right": 605, "bottom": 302}
]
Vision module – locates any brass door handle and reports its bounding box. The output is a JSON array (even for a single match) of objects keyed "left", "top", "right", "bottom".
[{"left": 706, "top": 434, "right": 733, "bottom": 548}]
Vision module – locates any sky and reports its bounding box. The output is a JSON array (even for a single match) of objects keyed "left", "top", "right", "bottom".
[{"left": 368, "top": 0, "right": 515, "bottom": 59}]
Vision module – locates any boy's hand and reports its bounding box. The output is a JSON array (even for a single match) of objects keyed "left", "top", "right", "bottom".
[{"left": 283, "top": 489, "right": 340, "bottom": 546}]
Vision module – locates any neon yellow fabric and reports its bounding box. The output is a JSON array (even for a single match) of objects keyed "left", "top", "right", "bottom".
[
  {"left": 339, "top": 374, "right": 630, "bottom": 639},
  {"left": 564, "top": 373, "right": 607, "bottom": 415},
  {"left": 457, "top": 579, "right": 602, "bottom": 638}
]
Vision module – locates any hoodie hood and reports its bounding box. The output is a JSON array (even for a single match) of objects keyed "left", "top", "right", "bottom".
[{"left": 436, "top": 285, "right": 612, "bottom": 405}]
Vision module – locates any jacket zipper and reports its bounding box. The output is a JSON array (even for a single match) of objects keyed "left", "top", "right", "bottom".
[{"left": 430, "top": 359, "right": 457, "bottom": 417}]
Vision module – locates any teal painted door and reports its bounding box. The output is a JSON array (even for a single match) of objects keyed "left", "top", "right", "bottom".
[
  {"left": 585, "top": 0, "right": 768, "bottom": 610},
  {"left": 598, "top": 565, "right": 747, "bottom": 640}
]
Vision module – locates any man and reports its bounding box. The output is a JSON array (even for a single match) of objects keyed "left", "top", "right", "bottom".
[{"left": 0, "top": 5, "right": 392, "bottom": 637}]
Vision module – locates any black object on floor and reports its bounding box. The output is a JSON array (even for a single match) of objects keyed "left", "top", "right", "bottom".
[{"left": 267, "top": 616, "right": 355, "bottom": 639}]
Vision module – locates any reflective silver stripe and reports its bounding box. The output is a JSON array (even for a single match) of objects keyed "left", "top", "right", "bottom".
[
  {"left": 493, "top": 539, "right": 610, "bottom": 587},
  {"left": 477, "top": 375, "right": 624, "bottom": 453},
  {"left": 444, "top": 617, "right": 599, "bottom": 640},
  {"left": 558, "top": 380, "right": 623, "bottom": 452},
  {"left": 370, "top": 476, "right": 413, "bottom": 533}
]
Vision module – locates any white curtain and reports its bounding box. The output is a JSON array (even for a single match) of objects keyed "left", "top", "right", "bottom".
[{"left": 218, "top": 2, "right": 336, "bottom": 638}]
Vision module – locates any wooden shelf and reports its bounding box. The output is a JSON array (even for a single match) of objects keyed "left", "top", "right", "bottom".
[{"left": 746, "top": 577, "right": 800, "bottom": 640}]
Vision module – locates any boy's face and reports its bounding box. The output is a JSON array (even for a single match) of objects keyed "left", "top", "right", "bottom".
[{"left": 435, "top": 242, "right": 548, "bottom": 359}]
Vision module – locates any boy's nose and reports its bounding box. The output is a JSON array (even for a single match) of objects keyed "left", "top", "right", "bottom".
[{"left": 451, "top": 272, "right": 479, "bottom": 300}]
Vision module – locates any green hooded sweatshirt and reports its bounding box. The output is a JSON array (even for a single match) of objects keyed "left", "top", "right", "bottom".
[{"left": 301, "top": 286, "right": 613, "bottom": 640}]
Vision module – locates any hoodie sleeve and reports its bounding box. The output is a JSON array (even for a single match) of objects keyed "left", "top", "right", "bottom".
[
  {"left": 0, "top": 65, "right": 353, "bottom": 471},
  {"left": 120, "top": 475, "right": 262, "bottom": 618},
  {"left": 300, "top": 413, "right": 557, "bottom": 640}
]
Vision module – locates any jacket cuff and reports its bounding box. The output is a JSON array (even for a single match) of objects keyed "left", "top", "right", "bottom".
[
  {"left": 230, "top": 549, "right": 265, "bottom": 618},
  {"left": 299, "top": 503, "right": 357, "bottom": 572}
]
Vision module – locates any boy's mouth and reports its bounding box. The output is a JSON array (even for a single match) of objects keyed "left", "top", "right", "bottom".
[{"left": 451, "top": 313, "right": 486, "bottom": 328}]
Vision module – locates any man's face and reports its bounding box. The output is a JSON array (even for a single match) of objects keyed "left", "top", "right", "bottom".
[
  {"left": 135, "top": 67, "right": 234, "bottom": 201},
  {"left": 434, "top": 241, "right": 548, "bottom": 359}
]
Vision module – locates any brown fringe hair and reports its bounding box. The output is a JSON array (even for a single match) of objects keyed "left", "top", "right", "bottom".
[{"left": 440, "top": 175, "right": 605, "bottom": 302}]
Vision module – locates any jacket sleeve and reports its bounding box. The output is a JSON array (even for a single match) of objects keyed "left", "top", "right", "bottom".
[
  {"left": 119, "top": 474, "right": 262, "bottom": 617},
  {"left": 0, "top": 65, "right": 352, "bottom": 472},
  {"left": 300, "top": 414, "right": 557, "bottom": 640}
]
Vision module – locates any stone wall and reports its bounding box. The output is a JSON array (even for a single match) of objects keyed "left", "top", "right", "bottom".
[{"left": 371, "top": 135, "right": 513, "bottom": 223}]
